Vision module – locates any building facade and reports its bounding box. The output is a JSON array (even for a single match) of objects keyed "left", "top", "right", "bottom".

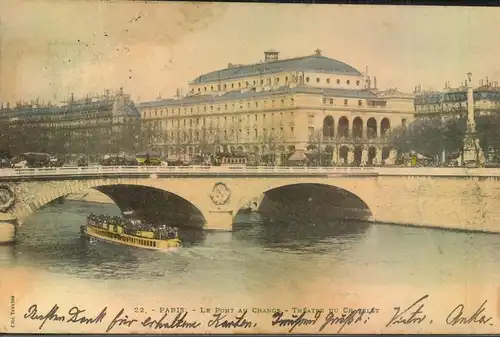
[
  {"left": 413, "top": 81, "right": 500, "bottom": 163},
  {"left": 140, "top": 49, "right": 415, "bottom": 165},
  {"left": 0, "top": 88, "right": 141, "bottom": 160},
  {"left": 414, "top": 81, "right": 500, "bottom": 118}
]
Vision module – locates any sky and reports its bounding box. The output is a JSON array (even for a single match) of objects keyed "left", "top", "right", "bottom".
[{"left": 1, "top": 1, "right": 500, "bottom": 104}]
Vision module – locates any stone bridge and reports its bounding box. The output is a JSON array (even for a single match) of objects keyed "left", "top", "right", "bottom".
[{"left": 1, "top": 166, "right": 500, "bottom": 243}]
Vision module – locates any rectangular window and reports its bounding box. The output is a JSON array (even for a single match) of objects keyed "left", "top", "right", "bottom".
[{"left": 308, "top": 127, "right": 314, "bottom": 137}]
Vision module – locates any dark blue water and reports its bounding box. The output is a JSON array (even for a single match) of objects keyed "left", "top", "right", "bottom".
[{"left": 2, "top": 200, "right": 500, "bottom": 293}]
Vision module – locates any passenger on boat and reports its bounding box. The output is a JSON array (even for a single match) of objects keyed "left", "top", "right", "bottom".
[{"left": 87, "top": 214, "right": 179, "bottom": 240}]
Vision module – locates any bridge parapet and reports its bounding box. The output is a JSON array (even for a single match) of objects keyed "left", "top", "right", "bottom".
[
  {"left": 1, "top": 166, "right": 500, "bottom": 179},
  {"left": 0, "top": 166, "right": 500, "bottom": 245},
  {"left": 0, "top": 166, "right": 378, "bottom": 179}
]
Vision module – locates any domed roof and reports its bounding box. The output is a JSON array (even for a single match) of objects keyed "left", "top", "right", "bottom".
[{"left": 191, "top": 54, "right": 362, "bottom": 84}]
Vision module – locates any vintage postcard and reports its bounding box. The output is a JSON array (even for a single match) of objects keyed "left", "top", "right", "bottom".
[{"left": 1, "top": 1, "right": 500, "bottom": 334}]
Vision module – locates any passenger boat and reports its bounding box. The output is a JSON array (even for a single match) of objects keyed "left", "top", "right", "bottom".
[{"left": 81, "top": 212, "right": 181, "bottom": 251}]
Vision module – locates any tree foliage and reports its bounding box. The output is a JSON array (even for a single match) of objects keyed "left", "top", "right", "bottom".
[
  {"left": 476, "top": 114, "right": 500, "bottom": 160},
  {"left": 388, "top": 116, "right": 467, "bottom": 160},
  {"left": 389, "top": 112, "right": 500, "bottom": 163}
]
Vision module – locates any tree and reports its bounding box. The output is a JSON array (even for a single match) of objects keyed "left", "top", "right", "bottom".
[
  {"left": 389, "top": 115, "right": 466, "bottom": 163},
  {"left": 258, "top": 131, "right": 284, "bottom": 165},
  {"left": 197, "top": 127, "right": 211, "bottom": 155},
  {"left": 307, "top": 128, "right": 332, "bottom": 166},
  {"left": 476, "top": 113, "right": 500, "bottom": 162}
]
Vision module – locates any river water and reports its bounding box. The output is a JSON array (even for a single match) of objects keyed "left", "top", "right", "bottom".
[{"left": 2, "top": 200, "right": 500, "bottom": 334}]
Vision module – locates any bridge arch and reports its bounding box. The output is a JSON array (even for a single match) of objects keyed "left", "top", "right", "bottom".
[
  {"left": 233, "top": 181, "right": 375, "bottom": 223},
  {"left": 13, "top": 179, "right": 208, "bottom": 228}
]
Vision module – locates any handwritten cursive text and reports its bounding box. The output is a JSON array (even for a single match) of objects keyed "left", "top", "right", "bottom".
[
  {"left": 23, "top": 304, "right": 66, "bottom": 330},
  {"left": 446, "top": 300, "right": 493, "bottom": 326},
  {"left": 271, "top": 310, "right": 321, "bottom": 333},
  {"left": 386, "top": 295, "right": 428, "bottom": 327}
]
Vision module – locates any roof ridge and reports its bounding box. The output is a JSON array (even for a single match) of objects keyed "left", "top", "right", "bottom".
[
  {"left": 191, "top": 54, "right": 361, "bottom": 84},
  {"left": 215, "top": 54, "right": 344, "bottom": 71}
]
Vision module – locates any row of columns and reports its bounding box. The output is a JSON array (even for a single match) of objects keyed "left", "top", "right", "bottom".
[
  {"left": 314, "top": 145, "right": 393, "bottom": 166},
  {"left": 323, "top": 116, "right": 392, "bottom": 139}
]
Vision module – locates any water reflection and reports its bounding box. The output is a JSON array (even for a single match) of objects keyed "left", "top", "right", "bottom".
[
  {"left": 5, "top": 201, "right": 500, "bottom": 289},
  {"left": 234, "top": 212, "right": 370, "bottom": 252}
]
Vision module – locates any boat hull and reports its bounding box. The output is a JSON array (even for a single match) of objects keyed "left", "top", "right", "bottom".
[{"left": 82, "top": 225, "right": 181, "bottom": 252}]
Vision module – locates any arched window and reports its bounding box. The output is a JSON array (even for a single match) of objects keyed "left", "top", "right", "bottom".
[
  {"left": 352, "top": 117, "right": 363, "bottom": 138},
  {"left": 381, "top": 118, "right": 391, "bottom": 137},
  {"left": 367, "top": 117, "right": 377, "bottom": 138},
  {"left": 337, "top": 117, "right": 349, "bottom": 138},
  {"left": 323, "top": 116, "right": 335, "bottom": 138}
]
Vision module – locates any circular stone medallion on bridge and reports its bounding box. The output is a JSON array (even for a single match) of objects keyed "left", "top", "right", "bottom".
[
  {"left": 209, "top": 182, "right": 231, "bottom": 206},
  {"left": 0, "top": 184, "right": 15, "bottom": 212}
]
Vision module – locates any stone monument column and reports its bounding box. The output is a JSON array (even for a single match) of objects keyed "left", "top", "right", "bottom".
[{"left": 462, "top": 72, "right": 485, "bottom": 167}]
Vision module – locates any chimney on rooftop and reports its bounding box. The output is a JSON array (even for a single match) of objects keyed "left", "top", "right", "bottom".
[{"left": 264, "top": 49, "right": 279, "bottom": 62}]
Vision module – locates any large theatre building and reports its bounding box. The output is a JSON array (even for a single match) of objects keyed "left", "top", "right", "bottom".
[{"left": 140, "top": 49, "right": 414, "bottom": 165}]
